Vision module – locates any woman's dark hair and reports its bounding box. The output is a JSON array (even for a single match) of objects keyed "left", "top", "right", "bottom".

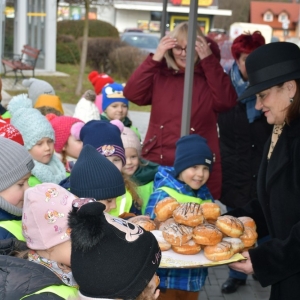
[{"left": 285, "top": 79, "right": 300, "bottom": 124}]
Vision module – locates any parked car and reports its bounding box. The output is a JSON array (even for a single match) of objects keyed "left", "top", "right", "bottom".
[{"left": 121, "top": 32, "right": 160, "bottom": 53}]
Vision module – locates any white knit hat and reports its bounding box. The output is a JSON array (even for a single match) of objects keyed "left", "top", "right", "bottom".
[{"left": 120, "top": 127, "right": 141, "bottom": 156}]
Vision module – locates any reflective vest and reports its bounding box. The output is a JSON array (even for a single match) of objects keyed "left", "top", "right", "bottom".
[
  {"left": 158, "top": 186, "right": 212, "bottom": 204},
  {"left": 0, "top": 220, "right": 25, "bottom": 241},
  {"left": 138, "top": 181, "right": 154, "bottom": 214},
  {"left": 1, "top": 111, "right": 11, "bottom": 119},
  {"left": 20, "top": 285, "right": 78, "bottom": 299},
  {"left": 109, "top": 190, "right": 133, "bottom": 217}
]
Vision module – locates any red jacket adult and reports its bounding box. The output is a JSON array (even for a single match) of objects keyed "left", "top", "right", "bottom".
[{"left": 123, "top": 53, "right": 237, "bottom": 199}]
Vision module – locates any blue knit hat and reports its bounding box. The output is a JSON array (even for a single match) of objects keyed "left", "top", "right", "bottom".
[
  {"left": 70, "top": 145, "right": 125, "bottom": 200},
  {"left": 102, "top": 83, "right": 129, "bottom": 111},
  {"left": 80, "top": 120, "right": 126, "bottom": 166},
  {"left": 8, "top": 94, "right": 54, "bottom": 150},
  {"left": 174, "top": 134, "right": 213, "bottom": 177}
]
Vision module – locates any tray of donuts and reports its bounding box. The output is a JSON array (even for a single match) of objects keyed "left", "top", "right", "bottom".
[{"left": 130, "top": 198, "right": 257, "bottom": 268}]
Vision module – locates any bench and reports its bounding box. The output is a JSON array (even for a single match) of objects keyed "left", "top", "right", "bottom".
[{"left": 1, "top": 45, "right": 41, "bottom": 84}]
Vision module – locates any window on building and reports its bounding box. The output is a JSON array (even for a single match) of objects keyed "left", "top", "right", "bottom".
[
  {"left": 263, "top": 11, "right": 273, "bottom": 22},
  {"left": 278, "top": 12, "right": 289, "bottom": 23}
]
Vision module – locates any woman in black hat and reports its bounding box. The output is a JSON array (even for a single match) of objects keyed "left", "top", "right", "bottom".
[{"left": 227, "top": 41, "right": 300, "bottom": 300}]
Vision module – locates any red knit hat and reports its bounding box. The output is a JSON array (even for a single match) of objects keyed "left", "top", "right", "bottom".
[
  {"left": 88, "top": 71, "right": 114, "bottom": 95},
  {"left": 0, "top": 117, "right": 24, "bottom": 145},
  {"left": 47, "top": 114, "right": 84, "bottom": 153}
]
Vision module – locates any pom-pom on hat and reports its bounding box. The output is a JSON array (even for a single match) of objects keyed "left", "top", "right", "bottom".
[
  {"left": 102, "top": 82, "right": 129, "bottom": 112},
  {"left": 47, "top": 114, "right": 84, "bottom": 153},
  {"left": 88, "top": 71, "right": 114, "bottom": 95},
  {"left": 121, "top": 126, "right": 142, "bottom": 156},
  {"left": 68, "top": 200, "right": 161, "bottom": 299},
  {"left": 22, "top": 78, "right": 55, "bottom": 105},
  {"left": 0, "top": 118, "right": 24, "bottom": 145},
  {"left": 0, "top": 137, "right": 34, "bottom": 192},
  {"left": 22, "top": 183, "right": 77, "bottom": 250},
  {"left": 70, "top": 145, "right": 125, "bottom": 200},
  {"left": 174, "top": 134, "right": 213, "bottom": 177},
  {"left": 80, "top": 119, "right": 126, "bottom": 166},
  {"left": 8, "top": 94, "right": 55, "bottom": 150}
]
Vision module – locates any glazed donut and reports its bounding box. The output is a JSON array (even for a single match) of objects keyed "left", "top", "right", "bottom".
[
  {"left": 238, "top": 216, "right": 257, "bottom": 231},
  {"left": 203, "top": 241, "right": 234, "bottom": 262},
  {"left": 222, "top": 237, "right": 245, "bottom": 254},
  {"left": 128, "top": 215, "right": 156, "bottom": 231},
  {"left": 158, "top": 217, "right": 176, "bottom": 231},
  {"left": 239, "top": 226, "right": 258, "bottom": 247},
  {"left": 193, "top": 223, "right": 223, "bottom": 246},
  {"left": 162, "top": 223, "right": 193, "bottom": 246},
  {"left": 200, "top": 202, "right": 221, "bottom": 221},
  {"left": 151, "top": 230, "right": 172, "bottom": 251},
  {"left": 154, "top": 197, "right": 180, "bottom": 222},
  {"left": 215, "top": 215, "right": 244, "bottom": 238},
  {"left": 172, "top": 239, "right": 201, "bottom": 255},
  {"left": 173, "top": 202, "right": 204, "bottom": 227}
]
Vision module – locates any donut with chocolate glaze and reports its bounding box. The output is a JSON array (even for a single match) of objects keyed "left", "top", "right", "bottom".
[
  {"left": 204, "top": 241, "right": 234, "bottom": 261},
  {"left": 193, "top": 223, "right": 223, "bottom": 245},
  {"left": 215, "top": 215, "right": 244, "bottom": 238},
  {"left": 162, "top": 223, "right": 193, "bottom": 246},
  {"left": 173, "top": 202, "right": 204, "bottom": 227}
]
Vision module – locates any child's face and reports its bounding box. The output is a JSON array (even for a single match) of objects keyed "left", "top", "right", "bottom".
[
  {"left": 29, "top": 137, "right": 54, "bottom": 164},
  {"left": 0, "top": 173, "right": 31, "bottom": 208},
  {"left": 123, "top": 147, "right": 139, "bottom": 176},
  {"left": 63, "top": 135, "right": 83, "bottom": 159},
  {"left": 178, "top": 165, "right": 209, "bottom": 190},
  {"left": 99, "top": 198, "right": 117, "bottom": 213},
  {"left": 105, "top": 102, "right": 128, "bottom": 121},
  {"left": 106, "top": 155, "right": 123, "bottom": 171}
]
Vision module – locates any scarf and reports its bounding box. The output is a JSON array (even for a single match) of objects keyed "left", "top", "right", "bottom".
[
  {"left": 0, "top": 196, "right": 22, "bottom": 216},
  {"left": 28, "top": 250, "right": 78, "bottom": 287},
  {"left": 100, "top": 112, "right": 132, "bottom": 127},
  {"left": 32, "top": 154, "right": 66, "bottom": 184},
  {"left": 267, "top": 124, "right": 285, "bottom": 160},
  {"left": 230, "top": 61, "right": 262, "bottom": 123}
]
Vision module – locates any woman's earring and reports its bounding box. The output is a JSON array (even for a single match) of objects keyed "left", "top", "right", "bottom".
[{"left": 290, "top": 98, "right": 294, "bottom": 103}]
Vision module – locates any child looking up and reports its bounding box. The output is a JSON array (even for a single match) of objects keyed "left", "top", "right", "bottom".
[
  {"left": 0, "top": 137, "right": 34, "bottom": 240},
  {"left": 146, "top": 134, "right": 214, "bottom": 300},
  {"left": 121, "top": 127, "right": 159, "bottom": 214},
  {"left": 101, "top": 83, "right": 141, "bottom": 140},
  {"left": 79, "top": 120, "right": 142, "bottom": 216},
  {"left": 68, "top": 200, "right": 161, "bottom": 300},
  {"left": 8, "top": 94, "right": 66, "bottom": 186},
  {"left": 47, "top": 114, "right": 84, "bottom": 172},
  {"left": 70, "top": 145, "right": 126, "bottom": 213},
  {"left": 0, "top": 183, "right": 79, "bottom": 299}
]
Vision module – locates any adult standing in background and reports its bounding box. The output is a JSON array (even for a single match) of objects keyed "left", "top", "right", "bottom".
[
  {"left": 124, "top": 22, "right": 237, "bottom": 200},
  {"left": 217, "top": 31, "right": 272, "bottom": 293}
]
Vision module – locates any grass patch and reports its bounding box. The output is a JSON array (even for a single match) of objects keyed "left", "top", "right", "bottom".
[{"left": 3, "top": 63, "right": 151, "bottom": 112}]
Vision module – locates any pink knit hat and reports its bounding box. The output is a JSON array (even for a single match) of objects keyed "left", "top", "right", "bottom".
[
  {"left": 22, "top": 183, "right": 78, "bottom": 250},
  {"left": 47, "top": 114, "right": 84, "bottom": 153},
  {"left": 121, "top": 127, "right": 142, "bottom": 156}
]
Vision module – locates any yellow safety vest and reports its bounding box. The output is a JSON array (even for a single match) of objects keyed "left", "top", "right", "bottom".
[
  {"left": 0, "top": 220, "right": 25, "bottom": 241},
  {"left": 138, "top": 181, "right": 154, "bottom": 214},
  {"left": 158, "top": 186, "right": 212, "bottom": 204},
  {"left": 20, "top": 284, "right": 78, "bottom": 299},
  {"left": 109, "top": 190, "right": 133, "bottom": 217},
  {"left": 28, "top": 172, "right": 70, "bottom": 187}
]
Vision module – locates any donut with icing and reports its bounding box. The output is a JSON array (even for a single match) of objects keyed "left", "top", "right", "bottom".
[
  {"left": 173, "top": 202, "right": 204, "bottom": 227},
  {"left": 162, "top": 223, "right": 193, "bottom": 246}
]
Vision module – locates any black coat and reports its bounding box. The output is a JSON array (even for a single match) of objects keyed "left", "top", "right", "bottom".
[
  {"left": 218, "top": 103, "right": 272, "bottom": 207},
  {"left": 0, "top": 255, "right": 65, "bottom": 299},
  {"left": 228, "top": 117, "right": 300, "bottom": 300}
]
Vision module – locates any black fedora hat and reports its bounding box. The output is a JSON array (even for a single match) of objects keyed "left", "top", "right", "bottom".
[{"left": 238, "top": 42, "right": 300, "bottom": 101}]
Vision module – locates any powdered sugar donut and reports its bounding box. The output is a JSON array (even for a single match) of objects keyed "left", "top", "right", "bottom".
[
  {"left": 151, "top": 230, "right": 171, "bottom": 251},
  {"left": 162, "top": 223, "right": 193, "bottom": 246}
]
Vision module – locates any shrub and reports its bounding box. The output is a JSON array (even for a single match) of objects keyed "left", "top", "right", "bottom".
[
  {"left": 109, "top": 46, "right": 147, "bottom": 81},
  {"left": 57, "top": 34, "right": 76, "bottom": 43},
  {"left": 78, "top": 37, "right": 126, "bottom": 72},
  {"left": 56, "top": 42, "right": 80, "bottom": 64},
  {"left": 56, "top": 20, "right": 119, "bottom": 39}
]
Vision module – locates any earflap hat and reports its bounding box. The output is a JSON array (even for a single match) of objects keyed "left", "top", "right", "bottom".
[{"left": 238, "top": 42, "right": 300, "bottom": 101}]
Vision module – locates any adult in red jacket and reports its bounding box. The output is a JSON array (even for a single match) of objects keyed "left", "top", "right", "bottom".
[{"left": 123, "top": 22, "right": 237, "bottom": 199}]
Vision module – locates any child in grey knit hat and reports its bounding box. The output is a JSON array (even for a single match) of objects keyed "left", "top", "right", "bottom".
[{"left": 0, "top": 137, "right": 34, "bottom": 240}]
